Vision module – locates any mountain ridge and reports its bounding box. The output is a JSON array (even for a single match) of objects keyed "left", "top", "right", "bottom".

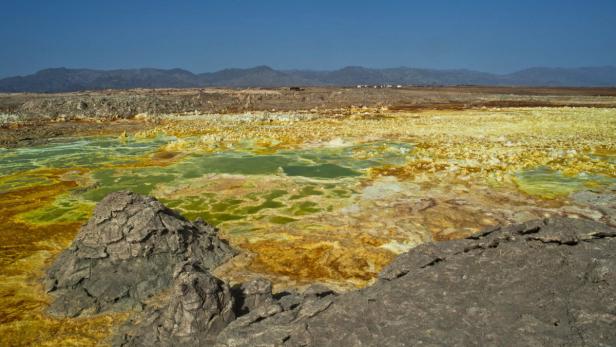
[{"left": 1, "top": 65, "right": 616, "bottom": 92}]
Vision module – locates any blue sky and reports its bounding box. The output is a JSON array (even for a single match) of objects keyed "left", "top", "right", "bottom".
[{"left": 0, "top": 0, "right": 615, "bottom": 77}]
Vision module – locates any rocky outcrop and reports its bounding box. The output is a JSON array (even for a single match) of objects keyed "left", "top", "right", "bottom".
[
  {"left": 114, "top": 261, "right": 236, "bottom": 346},
  {"left": 43, "top": 191, "right": 616, "bottom": 346},
  {"left": 216, "top": 284, "right": 338, "bottom": 347},
  {"left": 44, "top": 191, "right": 235, "bottom": 317},
  {"left": 232, "top": 277, "right": 274, "bottom": 315},
  {"left": 215, "top": 217, "right": 616, "bottom": 346}
]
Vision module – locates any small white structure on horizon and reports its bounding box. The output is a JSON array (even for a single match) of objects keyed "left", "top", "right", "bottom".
[{"left": 356, "top": 84, "right": 403, "bottom": 88}]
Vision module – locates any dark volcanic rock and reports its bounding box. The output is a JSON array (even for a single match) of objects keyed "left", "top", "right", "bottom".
[
  {"left": 44, "top": 191, "right": 235, "bottom": 317},
  {"left": 43, "top": 191, "right": 616, "bottom": 345},
  {"left": 115, "top": 261, "right": 236, "bottom": 346},
  {"left": 215, "top": 217, "right": 616, "bottom": 346},
  {"left": 216, "top": 285, "right": 338, "bottom": 346},
  {"left": 233, "top": 277, "right": 274, "bottom": 315},
  {"left": 116, "top": 273, "right": 277, "bottom": 346}
]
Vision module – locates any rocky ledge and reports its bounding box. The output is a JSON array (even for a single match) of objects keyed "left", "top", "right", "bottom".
[{"left": 45, "top": 192, "right": 616, "bottom": 346}]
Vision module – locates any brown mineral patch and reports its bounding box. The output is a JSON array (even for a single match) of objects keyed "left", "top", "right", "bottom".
[
  {"left": 1, "top": 105, "right": 616, "bottom": 344},
  {"left": 237, "top": 232, "right": 395, "bottom": 288},
  {"left": 151, "top": 150, "right": 180, "bottom": 160}
]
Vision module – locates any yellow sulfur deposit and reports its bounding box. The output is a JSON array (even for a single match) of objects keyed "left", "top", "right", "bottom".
[{"left": 1, "top": 107, "right": 615, "bottom": 345}]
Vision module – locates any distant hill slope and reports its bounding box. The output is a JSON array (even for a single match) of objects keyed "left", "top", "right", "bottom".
[{"left": 1, "top": 65, "right": 615, "bottom": 92}]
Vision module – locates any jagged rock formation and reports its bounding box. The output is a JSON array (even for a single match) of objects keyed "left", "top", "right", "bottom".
[
  {"left": 215, "top": 284, "right": 338, "bottom": 346},
  {"left": 214, "top": 217, "right": 616, "bottom": 346},
  {"left": 233, "top": 277, "right": 274, "bottom": 315},
  {"left": 114, "top": 261, "right": 236, "bottom": 346},
  {"left": 44, "top": 191, "right": 235, "bottom": 317},
  {"left": 43, "top": 191, "right": 616, "bottom": 346},
  {"left": 115, "top": 268, "right": 279, "bottom": 346}
]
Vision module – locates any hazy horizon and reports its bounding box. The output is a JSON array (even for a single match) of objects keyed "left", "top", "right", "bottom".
[
  {"left": 4, "top": 63, "right": 616, "bottom": 79},
  {"left": 1, "top": 0, "right": 615, "bottom": 78}
]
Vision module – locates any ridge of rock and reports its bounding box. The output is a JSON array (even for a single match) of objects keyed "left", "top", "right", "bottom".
[
  {"left": 42, "top": 192, "right": 616, "bottom": 346},
  {"left": 214, "top": 217, "right": 616, "bottom": 346}
]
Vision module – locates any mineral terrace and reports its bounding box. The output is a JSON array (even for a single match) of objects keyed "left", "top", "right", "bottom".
[{"left": 0, "top": 87, "right": 615, "bottom": 346}]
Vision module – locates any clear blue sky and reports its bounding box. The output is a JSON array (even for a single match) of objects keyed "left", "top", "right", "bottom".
[{"left": 0, "top": 0, "right": 615, "bottom": 77}]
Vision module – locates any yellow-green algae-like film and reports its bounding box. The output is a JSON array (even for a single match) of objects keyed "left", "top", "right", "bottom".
[{"left": 1, "top": 107, "right": 616, "bottom": 345}]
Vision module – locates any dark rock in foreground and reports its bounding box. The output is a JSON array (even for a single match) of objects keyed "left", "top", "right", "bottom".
[
  {"left": 215, "top": 217, "right": 616, "bottom": 346},
  {"left": 44, "top": 191, "right": 235, "bottom": 317},
  {"left": 43, "top": 191, "right": 616, "bottom": 346},
  {"left": 115, "top": 261, "right": 236, "bottom": 346},
  {"left": 114, "top": 266, "right": 279, "bottom": 346}
]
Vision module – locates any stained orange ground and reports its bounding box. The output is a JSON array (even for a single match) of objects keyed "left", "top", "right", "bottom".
[
  {"left": 2, "top": 107, "right": 616, "bottom": 344},
  {"left": 0, "top": 169, "right": 125, "bottom": 347},
  {"left": 240, "top": 232, "right": 396, "bottom": 287}
]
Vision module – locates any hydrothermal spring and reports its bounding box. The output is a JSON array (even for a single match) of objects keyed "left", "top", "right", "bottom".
[{"left": 1, "top": 107, "right": 615, "bottom": 345}]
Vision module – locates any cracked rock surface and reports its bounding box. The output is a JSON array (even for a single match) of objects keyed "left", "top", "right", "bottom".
[
  {"left": 42, "top": 191, "right": 616, "bottom": 346},
  {"left": 44, "top": 191, "right": 235, "bottom": 317},
  {"left": 215, "top": 217, "right": 616, "bottom": 346},
  {"left": 114, "top": 261, "right": 236, "bottom": 346},
  {"left": 115, "top": 268, "right": 279, "bottom": 346}
]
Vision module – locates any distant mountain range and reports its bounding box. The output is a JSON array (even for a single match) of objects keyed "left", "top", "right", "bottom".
[{"left": 1, "top": 65, "right": 615, "bottom": 92}]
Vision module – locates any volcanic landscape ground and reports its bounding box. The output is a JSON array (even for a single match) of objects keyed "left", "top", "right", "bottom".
[{"left": 1, "top": 87, "right": 615, "bottom": 345}]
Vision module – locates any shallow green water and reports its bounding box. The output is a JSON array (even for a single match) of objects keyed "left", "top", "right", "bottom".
[
  {"left": 2, "top": 135, "right": 615, "bottom": 231},
  {"left": 514, "top": 167, "right": 616, "bottom": 199},
  {"left": 0, "top": 136, "right": 414, "bottom": 228},
  {"left": 0, "top": 136, "right": 173, "bottom": 175}
]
